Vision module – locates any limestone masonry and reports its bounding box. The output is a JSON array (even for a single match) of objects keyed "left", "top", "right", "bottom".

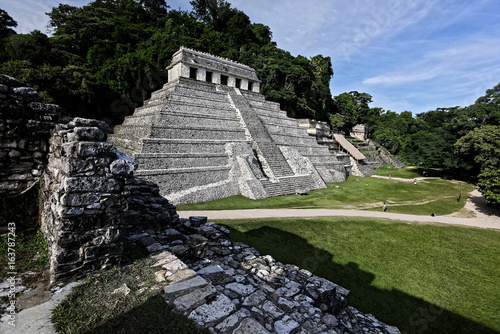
[
  {"left": 0, "top": 75, "right": 60, "bottom": 196},
  {"left": 109, "top": 47, "right": 346, "bottom": 205}
]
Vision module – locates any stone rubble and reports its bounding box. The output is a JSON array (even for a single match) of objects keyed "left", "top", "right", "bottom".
[{"left": 127, "top": 216, "right": 400, "bottom": 334}]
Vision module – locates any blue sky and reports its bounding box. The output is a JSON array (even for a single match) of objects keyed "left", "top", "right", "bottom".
[{"left": 3, "top": 0, "right": 500, "bottom": 114}]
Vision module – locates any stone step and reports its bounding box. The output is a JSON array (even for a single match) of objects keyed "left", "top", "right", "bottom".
[
  {"left": 150, "top": 126, "right": 246, "bottom": 141},
  {"left": 135, "top": 153, "right": 228, "bottom": 170},
  {"left": 147, "top": 81, "right": 179, "bottom": 100},
  {"left": 154, "top": 113, "right": 241, "bottom": 130},
  {"left": 254, "top": 109, "right": 289, "bottom": 121},
  {"left": 170, "top": 86, "right": 227, "bottom": 102},
  {"left": 161, "top": 101, "right": 235, "bottom": 118},
  {"left": 247, "top": 99, "right": 281, "bottom": 111},
  {"left": 168, "top": 94, "right": 231, "bottom": 109},
  {"left": 257, "top": 114, "right": 298, "bottom": 127},
  {"left": 135, "top": 99, "right": 166, "bottom": 115},
  {"left": 140, "top": 138, "right": 248, "bottom": 154},
  {"left": 240, "top": 89, "right": 266, "bottom": 101},
  {"left": 111, "top": 124, "right": 153, "bottom": 142},
  {"left": 135, "top": 166, "right": 232, "bottom": 195},
  {"left": 265, "top": 124, "right": 312, "bottom": 137},
  {"left": 260, "top": 175, "right": 319, "bottom": 196},
  {"left": 120, "top": 112, "right": 160, "bottom": 128},
  {"left": 108, "top": 135, "right": 142, "bottom": 157},
  {"left": 270, "top": 134, "right": 319, "bottom": 146},
  {"left": 175, "top": 76, "right": 224, "bottom": 93}
]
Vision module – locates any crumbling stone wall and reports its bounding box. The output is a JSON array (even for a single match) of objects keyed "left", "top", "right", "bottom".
[
  {"left": 0, "top": 75, "right": 60, "bottom": 196},
  {"left": 40, "top": 118, "right": 133, "bottom": 281},
  {"left": 40, "top": 116, "right": 180, "bottom": 282}
]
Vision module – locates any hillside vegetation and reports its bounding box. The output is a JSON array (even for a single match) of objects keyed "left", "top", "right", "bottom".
[{"left": 0, "top": 1, "right": 498, "bottom": 205}]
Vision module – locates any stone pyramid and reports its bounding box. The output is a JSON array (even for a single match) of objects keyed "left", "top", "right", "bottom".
[{"left": 109, "top": 47, "right": 345, "bottom": 204}]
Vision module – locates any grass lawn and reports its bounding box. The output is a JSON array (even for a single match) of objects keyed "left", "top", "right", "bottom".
[
  {"left": 218, "top": 217, "right": 500, "bottom": 334},
  {"left": 375, "top": 165, "right": 461, "bottom": 179},
  {"left": 178, "top": 175, "right": 475, "bottom": 216}
]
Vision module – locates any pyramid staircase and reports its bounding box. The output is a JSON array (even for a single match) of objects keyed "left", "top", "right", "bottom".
[{"left": 241, "top": 90, "right": 346, "bottom": 183}]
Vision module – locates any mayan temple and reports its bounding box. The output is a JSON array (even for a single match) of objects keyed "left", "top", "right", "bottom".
[{"left": 109, "top": 47, "right": 346, "bottom": 204}]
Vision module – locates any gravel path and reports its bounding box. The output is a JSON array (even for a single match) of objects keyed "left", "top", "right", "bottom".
[
  {"left": 178, "top": 208, "right": 499, "bottom": 229},
  {"left": 179, "top": 189, "right": 500, "bottom": 230}
]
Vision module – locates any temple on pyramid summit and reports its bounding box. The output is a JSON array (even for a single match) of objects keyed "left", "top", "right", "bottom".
[{"left": 109, "top": 47, "right": 346, "bottom": 204}]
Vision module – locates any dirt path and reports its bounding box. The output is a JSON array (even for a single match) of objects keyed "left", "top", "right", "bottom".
[{"left": 179, "top": 189, "right": 500, "bottom": 230}]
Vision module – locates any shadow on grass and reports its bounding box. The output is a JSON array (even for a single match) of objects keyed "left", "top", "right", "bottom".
[
  {"left": 226, "top": 225, "right": 498, "bottom": 334},
  {"left": 79, "top": 293, "right": 210, "bottom": 334}
]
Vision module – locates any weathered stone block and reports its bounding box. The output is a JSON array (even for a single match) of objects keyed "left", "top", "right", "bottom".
[
  {"left": 12, "top": 87, "right": 41, "bottom": 102},
  {"left": 70, "top": 117, "right": 112, "bottom": 134},
  {"left": 77, "top": 142, "right": 116, "bottom": 157},
  {"left": 163, "top": 276, "right": 208, "bottom": 299},
  {"left": 83, "top": 243, "right": 122, "bottom": 260},
  {"left": 274, "top": 316, "right": 300, "bottom": 334},
  {"left": 233, "top": 318, "right": 270, "bottom": 334},
  {"left": 74, "top": 127, "right": 106, "bottom": 142},
  {"left": 188, "top": 294, "right": 236, "bottom": 325},
  {"left": 55, "top": 249, "right": 81, "bottom": 264},
  {"left": 60, "top": 192, "right": 101, "bottom": 206},
  {"left": 173, "top": 284, "right": 217, "bottom": 311},
  {"left": 60, "top": 207, "right": 84, "bottom": 218},
  {"left": 64, "top": 176, "right": 122, "bottom": 193},
  {"left": 28, "top": 102, "right": 60, "bottom": 115},
  {"left": 58, "top": 214, "right": 119, "bottom": 231},
  {"left": 0, "top": 74, "right": 25, "bottom": 87},
  {"left": 110, "top": 152, "right": 135, "bottom": 176}
]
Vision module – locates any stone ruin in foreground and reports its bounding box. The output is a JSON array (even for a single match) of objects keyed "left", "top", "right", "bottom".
[{"left": 0, "top": 51, "right": 402, "bottom": 332}]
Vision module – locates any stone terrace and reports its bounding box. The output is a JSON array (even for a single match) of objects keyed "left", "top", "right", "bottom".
[{"left": 133, "top": 216, "right": 401, "bottom": 334}]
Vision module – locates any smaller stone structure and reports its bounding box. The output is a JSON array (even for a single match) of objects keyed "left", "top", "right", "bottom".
[
  {"left": 41, "top": 118, "right": 130, "bottom": 281},
  {"left": 40, "top": 117, "right": 178, "bottom": 282},
  {"left": 350, "top": 124, "right": 366, "bottom": 141},
  {"left": 0, "top": 75, "right": 60, "bottom": 197},
  {"left": 298, "top": 119, "right": 405, "bottom": 177}
]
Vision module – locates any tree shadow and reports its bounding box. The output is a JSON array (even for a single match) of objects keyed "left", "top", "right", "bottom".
[
  {"left": 226, "top": 225, "right": 499, "bottom": 334},
  {"left": 467, "top": 193, "right": 500, "bottom": 217}
]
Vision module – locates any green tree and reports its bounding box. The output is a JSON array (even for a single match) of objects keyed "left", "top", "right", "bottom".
[
  {"left": 139, "top": 0, "right": 169, "bottom": 18},
  {"left": 4, "top": 30, "right": 52, "bottom": 65},
  {"left": 310, "top": 55, "right": 334, "bottom": 121},
  {"left": 190, "top": 0, "right": 236, "bottom": 31},
  {"left": 477, "top": 168, "right": 500, "bottom": 207},
  {"left": 0, "top": 8, "right": 17, "bottom": 39},
  {"left": 0, "top": 9, "right": 17, "bottom": 61},
  {"left": 454, "top": 125, "right": 500, "bottom": 174},
  {"left": 475, "top": 82, "right": 500, "bottom": 105},
  {"left": 329, "top": 113, "right": 345, "bottom": 131},
  {"left": 332, "top": 91, "right": 372, "bottom": 134}
]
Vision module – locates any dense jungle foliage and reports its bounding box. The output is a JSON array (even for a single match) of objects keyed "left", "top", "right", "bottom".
[{"left": 0, "top": 1, "right": 499, "bottom": 206}]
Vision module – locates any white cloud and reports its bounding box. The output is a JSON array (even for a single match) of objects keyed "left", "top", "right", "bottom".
[{"left": 362, "top": 38, "right": 500, "bottom": 87}]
